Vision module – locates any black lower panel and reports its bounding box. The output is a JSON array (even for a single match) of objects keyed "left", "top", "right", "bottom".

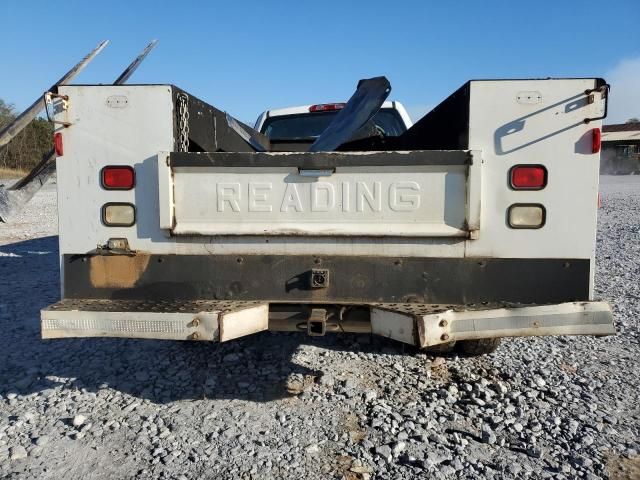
[{"left": 63, "top": 254, "right": 590, "bottom": 304}]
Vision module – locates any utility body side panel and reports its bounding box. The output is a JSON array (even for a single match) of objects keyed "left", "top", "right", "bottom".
[
  {"left": 56, "top": 85, "right": 175, "bottom": 255},
  {"left": 465, "top": 79, "right": 601, "bottom": 261}
]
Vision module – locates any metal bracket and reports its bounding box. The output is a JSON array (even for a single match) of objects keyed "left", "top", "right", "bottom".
[
  {"left": 298, "top": 168, "right": 335, "bottom": 177},
  {"left": 307, "top": 308, "right": 327, "bottom": 336},
  {"left": 583, "top": 84, "right": 610, "bottom": 124},
  {"left": 90, "top": 238, "right": 136, "bottom": 256},
  {"left": 44, "top": 92, "right": 72, "bottom": 127}
]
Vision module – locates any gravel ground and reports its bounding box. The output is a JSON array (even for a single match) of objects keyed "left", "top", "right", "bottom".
[{"left": 0, "top": 177, "right": 638, "bottom": 480}]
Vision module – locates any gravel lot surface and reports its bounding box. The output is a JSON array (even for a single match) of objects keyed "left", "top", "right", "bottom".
[{"left": 0, "top": 177, "right": 638, "bottom": 479}]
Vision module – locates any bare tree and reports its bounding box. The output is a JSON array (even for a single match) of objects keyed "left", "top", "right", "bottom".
[{"left": 0, "top": 99, "right": 15, "bottom": 125}]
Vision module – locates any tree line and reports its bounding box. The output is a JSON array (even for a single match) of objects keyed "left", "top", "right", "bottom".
[{"left": 0, "top": 98, "right": 53, "bottom": 172}]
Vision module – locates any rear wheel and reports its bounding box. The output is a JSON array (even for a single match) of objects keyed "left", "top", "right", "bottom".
[
  {"left": 458, "top": 338, "right": 501, "bottom": 356},
  {"left": 423, "top": 341, "right": 457, "bottom": 354}
]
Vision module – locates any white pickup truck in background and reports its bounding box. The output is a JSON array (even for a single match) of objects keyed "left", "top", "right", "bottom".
[
  {"left": 254, "top": 100, "right": 413, "bottom": 140},
  {"left": 39, "top": 76, "right": 615, "bottom": 355}
]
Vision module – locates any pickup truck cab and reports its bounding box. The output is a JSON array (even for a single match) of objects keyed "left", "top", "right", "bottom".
[{"left": 254, "top": 101, "right": 413, "bottom": 150}]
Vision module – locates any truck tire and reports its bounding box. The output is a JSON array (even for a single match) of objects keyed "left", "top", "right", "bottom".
[
  {"left": 424, "top": 341, "right": 457, "bottom": 354},
  {"left": 458, "top": 338, "right": 501, "bottom": 356}
]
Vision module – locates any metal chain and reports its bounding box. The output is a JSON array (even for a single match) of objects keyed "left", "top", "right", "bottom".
[{"left": 176, "top": 93, "right": 190, "bottom": 152}]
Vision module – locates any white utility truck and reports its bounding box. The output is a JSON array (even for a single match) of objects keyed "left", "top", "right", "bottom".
[{"left": 39, "top": 76, "right": 615, "bottom": 355}]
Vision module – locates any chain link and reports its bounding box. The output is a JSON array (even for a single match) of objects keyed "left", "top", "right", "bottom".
[{"left": 176, "top": 93, "right": 190, "bottom": 152}]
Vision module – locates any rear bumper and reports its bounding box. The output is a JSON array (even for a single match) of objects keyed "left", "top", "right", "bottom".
[
  {"left": 61, "top": 253, "right": 591, "bottom": 304},
  {"left": 41, "top": 300, "right": 615, "bottom": 346}
]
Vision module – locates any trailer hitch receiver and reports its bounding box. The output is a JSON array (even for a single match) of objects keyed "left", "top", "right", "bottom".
[{"left": 307, "top": 308, "right": 327, "bottom": 336}]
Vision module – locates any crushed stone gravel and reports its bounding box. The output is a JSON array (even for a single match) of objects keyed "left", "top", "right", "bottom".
[{"left": 0, "top": 176, "right": 638, "bottom": 479}]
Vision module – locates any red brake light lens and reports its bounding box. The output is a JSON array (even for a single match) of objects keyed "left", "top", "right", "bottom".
[
  {"left": 510, "top": 165, "right": 547, "bottom": 190},
  {"left": 591, "top": 128, "right": 601, "bottom": 154},
  {"left": 101, "top": 166, "right": 135, "bottom": 190},
  {"left": 309, "top": 103, "right": 346, "bottom": 112},
  {"left": 54, "top": 132, "right": 63, "bottom": 156}
]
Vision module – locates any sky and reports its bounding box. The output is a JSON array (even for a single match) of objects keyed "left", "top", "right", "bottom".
[{"left": 1, "top": 0, "right": 639, "bottom": 124}]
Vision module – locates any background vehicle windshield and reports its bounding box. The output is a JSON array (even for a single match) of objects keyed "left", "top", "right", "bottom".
[{"left": 261, "top": 108, "right": 406, "bottom": 139}]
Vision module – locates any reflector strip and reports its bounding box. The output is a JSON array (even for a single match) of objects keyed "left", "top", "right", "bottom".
[
  {"left": 41, "top": 311, "right": 220, "bottom": 341},
  {"left": 591, "top": 128, "right": 601, "bottom": 154},
  {"left": 54, "top": 132, "right": 63, "bottom": 156}
]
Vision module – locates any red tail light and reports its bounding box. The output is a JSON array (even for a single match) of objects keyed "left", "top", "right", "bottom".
[
  {"left": 54, "top": 133, "right": 63, "bottom": 156},
  {"left": 101, "top": 166, "right": 135, "bottom": 190},
  {"left": 309, "top": 103, "right": 346, "bottom": 112},
  {"left": 510, "top": 165, "right": 547, "bottom": 190},
  {"left": 591, "top": 128, "right": 601, "bottom": 154}
]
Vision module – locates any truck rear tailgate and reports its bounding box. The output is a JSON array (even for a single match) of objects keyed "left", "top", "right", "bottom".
[{"left": 159, "top": 150, "right": 481, "bottom": 237}]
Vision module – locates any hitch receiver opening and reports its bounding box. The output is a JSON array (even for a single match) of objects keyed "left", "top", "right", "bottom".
[{"left": 307, "top": 308, "right": 327, "bottom": 336}]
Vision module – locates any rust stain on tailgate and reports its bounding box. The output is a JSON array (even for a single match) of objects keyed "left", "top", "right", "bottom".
[{"left": 89, "top": 254, "right": 150, "bottom": 288}]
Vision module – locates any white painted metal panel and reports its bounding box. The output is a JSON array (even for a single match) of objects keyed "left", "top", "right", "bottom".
[
  {"left": 168, "top": 164, "right": 470, "bottom": 237},
  {"left": 371, "top": 308, "right": 415, "bottom": 344},
  {"left": 464, "top": 79, "right": 603, "bottom": 263},
  {"left": 218, "top": 304, "right": 269, "bottom": 342},
  {"left": 55, "top": 85, "right": 175, "bottom": 255}
]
